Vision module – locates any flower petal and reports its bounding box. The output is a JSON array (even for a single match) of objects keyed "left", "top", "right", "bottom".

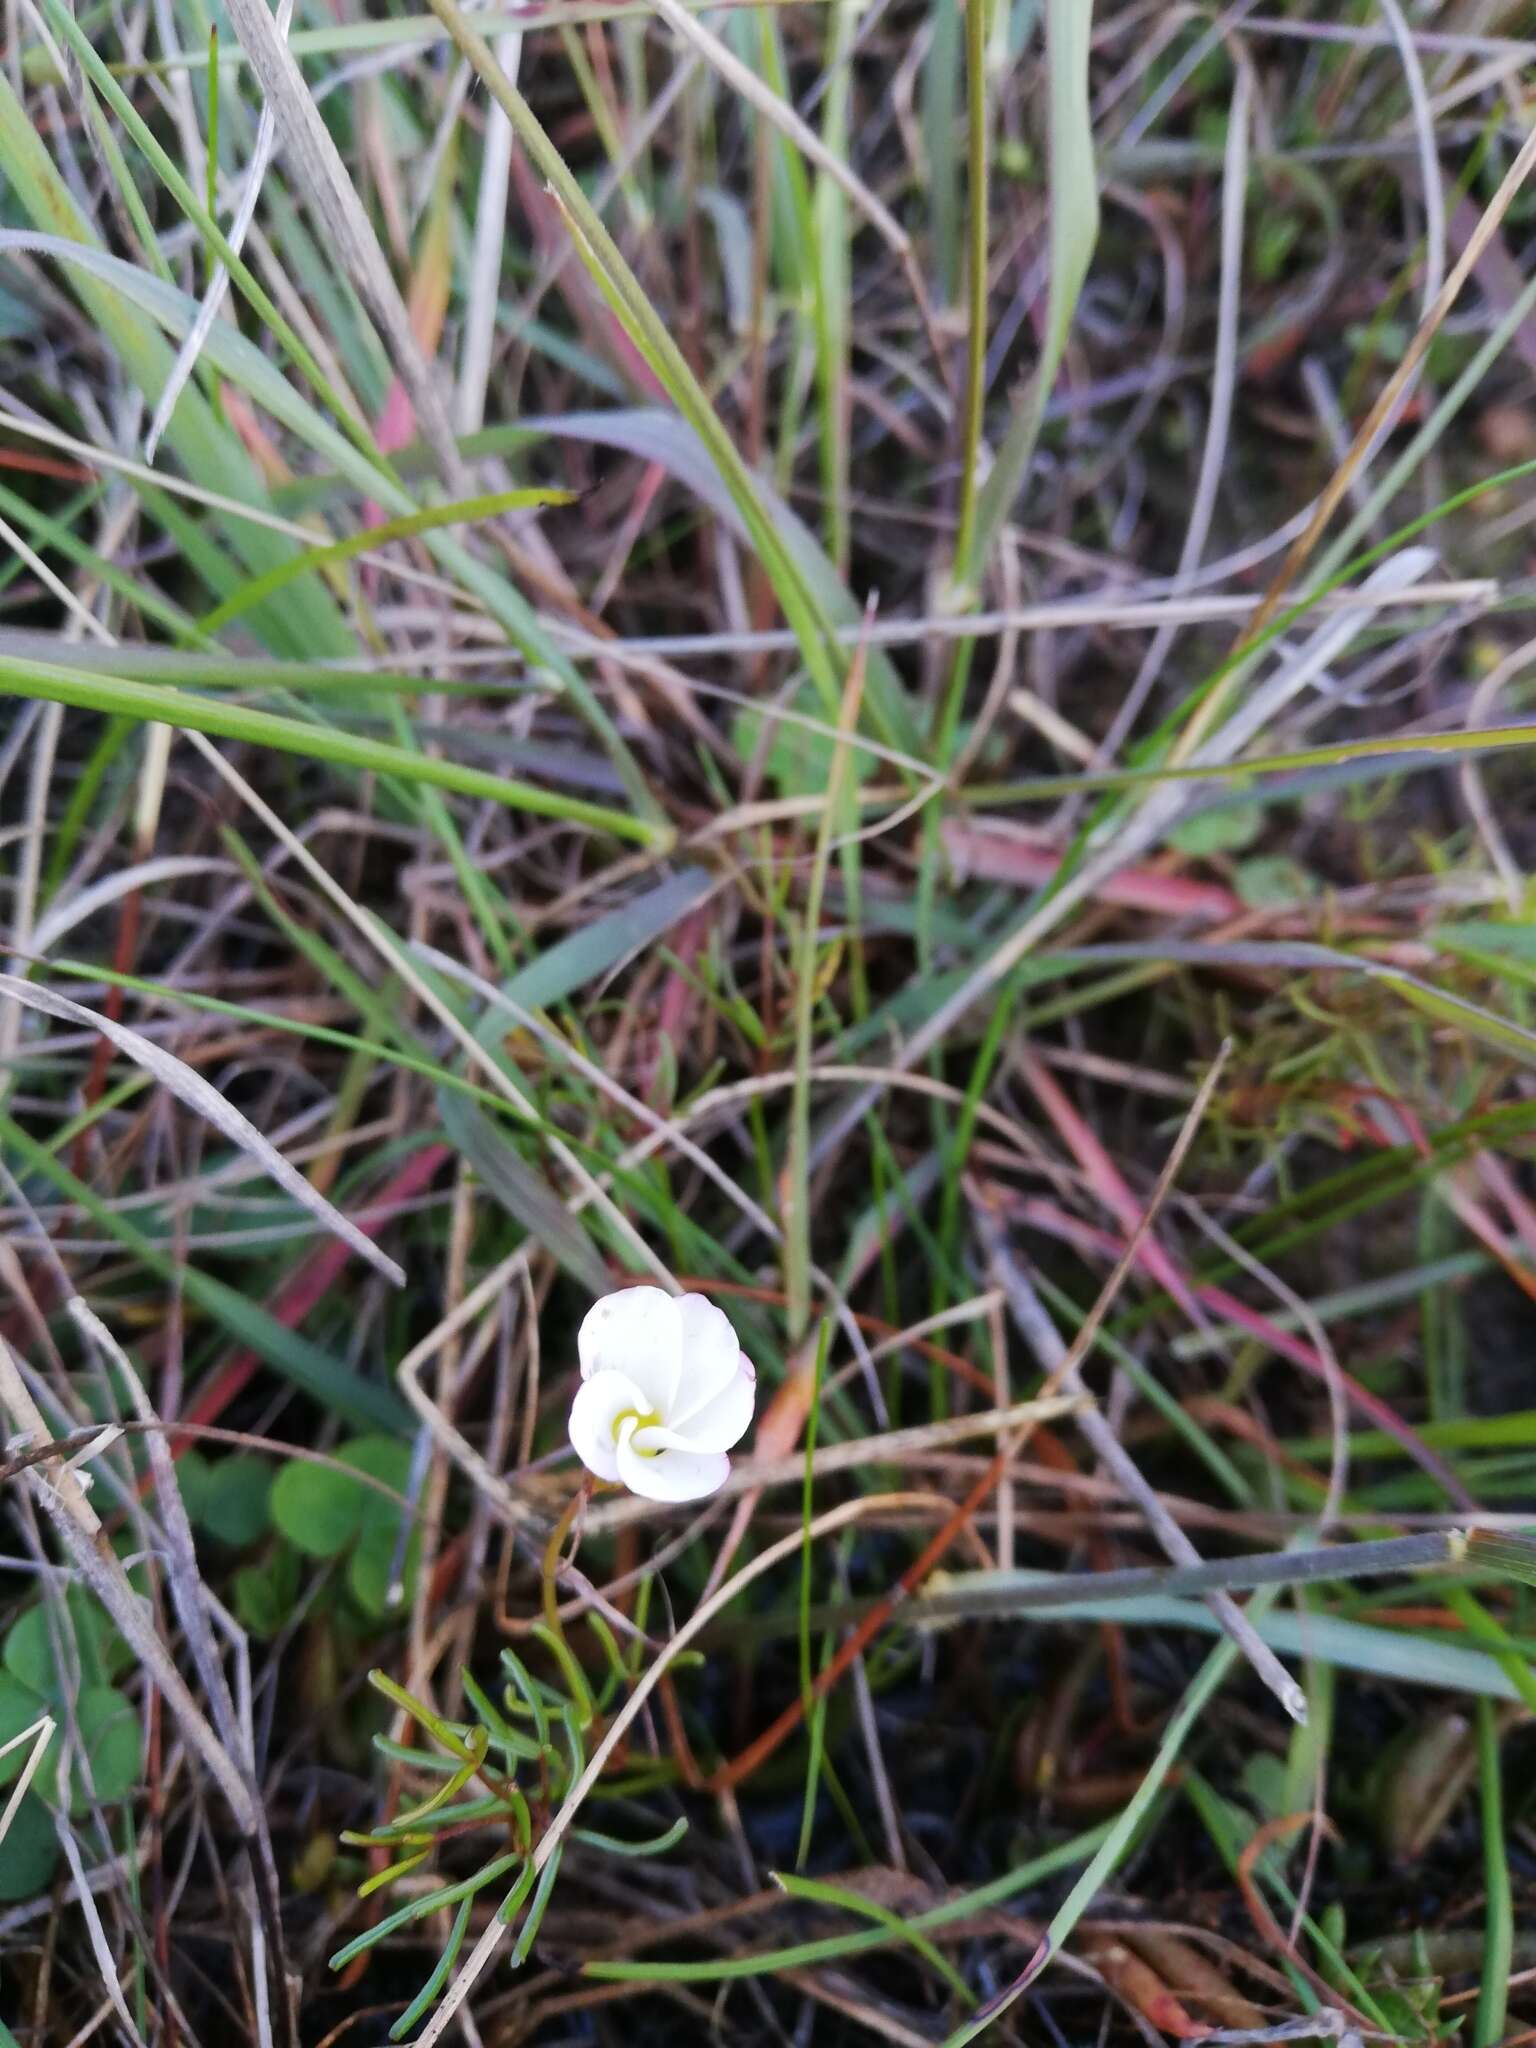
[
  {"left": 617, "top": 1429, "right": 729, "bottom": 1503},
  {"left": 568, "top": 1369, "right": 649, "bottom": 1483},
  {"left": 643, "top": 1360, "right": 755, "bottom": 1454},
  {"left": 577, "top": 1287, "right": 681, "bottom": 1412},
  {"left": 671, "top": 1293, "right": 750, "bottom": 1424}
]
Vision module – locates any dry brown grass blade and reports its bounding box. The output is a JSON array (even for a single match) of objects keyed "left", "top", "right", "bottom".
[
  {"left": 1196, "top": 113, "right": 1536, "bottom": 705},
  {"left": 582, "top": 1391, "right": 1090, "bottom": 1531},
  {"left": 0, "top": 1334, "right": 300, "bottom": 2048},
  {"left": 979, "top": 1041, "right": 1308, "bottom": 1725},
  {"left": 641, "top": 0, "right": 947, "bottom": 379},
  {"left": 218, "top": 0, "right": 467, "bottom": 488}
]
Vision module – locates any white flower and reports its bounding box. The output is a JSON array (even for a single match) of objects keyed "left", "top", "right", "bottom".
[{"left": 568, "top": 1288, "right": 756, "bottom": 1502}]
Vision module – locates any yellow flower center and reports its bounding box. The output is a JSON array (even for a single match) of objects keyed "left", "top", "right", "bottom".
[{"left": 611, "top": 1406, "right": 663, "bottom": 1454}]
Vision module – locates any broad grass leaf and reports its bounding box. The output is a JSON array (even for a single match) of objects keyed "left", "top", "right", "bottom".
[{"left": 439, "top": 1095, "right": 611, "bottom": 1294}]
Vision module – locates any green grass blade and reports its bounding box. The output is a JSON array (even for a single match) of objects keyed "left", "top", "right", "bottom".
[
  {"left": 0, "top": 83, "right": 350, "bottom": 658},
  {"left": 961, "top": 0, "right": 1097, "bottom": 589},
  {"left": 198, "top": 488, "right": 575, "bottom": 634},
  {"left": 37, "top": 0, "right": 372, "bottom": 455},
  {"left": 794, "top": 1321, "right": 833, "bottom": 1864},
  {"left": 438, "top": 1096, "right": 612, "bottom": 1293},
  {"left": 1475, "top": 1698, "right": 1512, "bottom": 2048},
  {"left": 415, "top": 0, "right": 906, "bottom": 752},
  {"left": 772, "top": 1872, "right": 973, "bottom": 2003},
  {"left": 0, "top": 653, "right": 663, "bottom": 844},
  {"left": 585, "top": 1821, "right": 1113, "bottom": 1981},
  {"left": 0, "top": 224, "right": 662, "bottom": 820},
  {"left": 811, "top": 1, "right": 851, "bottom": 572},
  {"left": 940, "top": 1609, "right": 1259, "bottom": 2043},
  {"left": 921, "top": 0, "right": 963, "bottom": 304}
]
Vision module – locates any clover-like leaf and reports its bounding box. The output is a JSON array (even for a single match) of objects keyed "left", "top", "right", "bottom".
[
  {"left": 198, "top": 1456, "right": 273, "bottom": 1547},
  {"left": 66, "top": 1686, "right": 141, "bottom": 1814},
  {"left": 0, "top": 1792, "right": 58, "bottom": 1900},
  {"left": 270, "top": 1456, "right": 367, "bottom": 1559},
  {"left": 3, "top": 1594, "right": 120, "bottom": 1701}
]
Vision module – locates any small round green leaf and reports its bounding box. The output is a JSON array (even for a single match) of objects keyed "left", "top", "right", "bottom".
[
  {"left": 270, "top": 1457, "right": 366, "bottom": 1558},
  {"left": 338, "top": 1437, "right": 411, "bottom": 1533},
  {"left": 173, "top": 1450, "right": 215, "bottom": 1527},
  {"left": 1234, "top": 855, "right": 1314, "bottom": 908},
  {"left": 1167, "top": 805, "right": 1262, "bottom": 856},
  {"left": 233, "top": 1544, "right": 301, "bottom": 1640},
  {"left": 199, "top": 1456, "right": 273, "bottom": 1547},
  {"left": 0, "top": 1673, "right": 57, "bottom": 1798},
  {"left": 66, "top": 1687, "right": 141, "bottom": 1814},
  {"left": 0, "top": 1792, "right": 58, "bottom": 1900},
  {"left": 1, "top": 1605, "right": 108, "bottom": 1703},
  {"left": 2, "top": 1598, "right": 114, "bottom": 1700},
  {"left": 5, "top": 1606, "right": 62, "bottom": 1698},
  {"left": 347, "top": 1522, "right": 419, "bottom": 1621},
  {"left": 270, "top": 1437, "right": 409, "bottom": 1576}
]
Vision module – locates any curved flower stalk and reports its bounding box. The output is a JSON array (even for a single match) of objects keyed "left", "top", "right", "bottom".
[{"left": 568, "top": 1288, "right": 756, "bottom": 1503}]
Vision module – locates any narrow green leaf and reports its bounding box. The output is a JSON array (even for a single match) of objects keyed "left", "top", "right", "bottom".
[
  {"left": 528, "top": 1622, "right": 594, "bottom": 1731},
  {"left": 772, "top": 1872, "right": 972, "bottom": 2003},
  {"left": 571, "top": 1815, "right": 688, "bottom": 1858},
  {"left": 439, "top": 1096, "right": 611, "bottom": 1293},
  {"left": 1475, "top": 1698, "right": 1512, "bottom": 2048},
  {"left": 198, "top": 487, "right": 575, "bottom": 634},
  {"left": 585, "top": 1822, "right": 1112, "bottom": 1980},
  {"left": 0, "top": 654, "right": 663, "bottom": 845},
  {"left": 390, "top": 1896, "right": 473, "bottom": 2040},
  {"left": 328, "top": 1850, "right": 524, "bottom": 1968},
  {"left": 963, "top": 0, "right": 1097, "bottom": 586},
  {"left": 0, "top": 80, "right": 350, "bottom": 657}
]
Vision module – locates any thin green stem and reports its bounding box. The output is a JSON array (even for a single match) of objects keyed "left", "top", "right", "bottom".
[
  {"left": 1475, "top": 1697, "right": 1512, "bottom": 2048},
  {"left": 951, "top": 0, "right": 988, "bottom": 582},
  {"left": 204, "top": 26, "right": 219, "bottom": 229},
  {"left": 794, "top": 1319, "right": 833, "bottom": 1867}
]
